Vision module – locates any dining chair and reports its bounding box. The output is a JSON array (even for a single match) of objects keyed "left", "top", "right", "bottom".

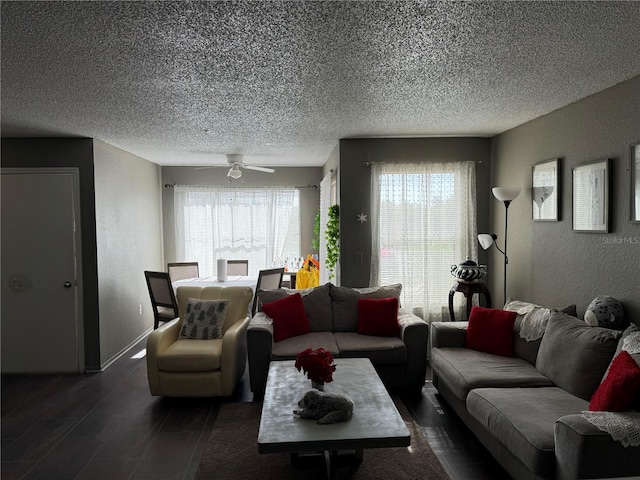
[
  {"left": 144, "top": 271, "right": 179, "bottom": 329},
  {"left": 227, "top": 259, "right": 249, "bottom": 276},
  {"left": 251, "top": 267, "right": 285, "bottom": 316},
  {"left": 167, "top": 262, "right": 199, "bottom": 281}
]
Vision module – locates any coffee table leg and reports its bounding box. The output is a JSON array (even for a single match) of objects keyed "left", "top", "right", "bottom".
[{"left": 324, "top": 450, "right": 336, "bottom": 480}]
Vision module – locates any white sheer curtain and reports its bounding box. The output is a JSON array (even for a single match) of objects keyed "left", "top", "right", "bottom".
[
  {"left": 174, "top": 185, "right": 299, "bottom": 277},
  {"left": 319, "top": 172, "right": 333, "bottom": 285},
  {"left": 370, "top": 161, "right": 477, "bottom": 322}
]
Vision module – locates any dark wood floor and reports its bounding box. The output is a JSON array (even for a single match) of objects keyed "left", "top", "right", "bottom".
[{"left": 1, "top": 337, "right": 510, "bottom": 480}]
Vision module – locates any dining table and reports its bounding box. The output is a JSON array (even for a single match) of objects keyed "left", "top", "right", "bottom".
[{"left": 172, "top": 276, "right": 258, "bottom": 291}]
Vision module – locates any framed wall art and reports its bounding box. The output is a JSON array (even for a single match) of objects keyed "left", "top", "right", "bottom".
[
  {"left": 631, "top": 142, "right": 640, "bottom": 223},
  {"left": 532, "top": 158, "right": 560, "bottom": 221},
  {"left": 572, "top": 159, "right": 610, "bottom": 233}
]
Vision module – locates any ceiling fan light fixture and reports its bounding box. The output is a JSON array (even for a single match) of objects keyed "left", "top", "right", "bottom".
[{"left": 227, "top": 165, "right": 242, "bottom": 179}]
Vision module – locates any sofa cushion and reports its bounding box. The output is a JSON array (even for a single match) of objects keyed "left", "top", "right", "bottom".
[
  {"left": 467, "top": 387, "right": 588, "bottom": 478},
  {"left": 330, "top": 283, "right": 402, "bottom": 332},
  {"left": 430, "top": 347, "right": 553, "bottom": 402},
  {"left": 256, "top": 284, "right": 333, "bottom": 331},
  {"left": 465, "top": 306, "right": 516, "bottom": 357},
  {"left": 334, "top": 332, "right": 406, "bottom": 366},
  {"left": 178, "top": 298, "right": 228, "bottom": 340},
  {"left": 536, "top": 311, "right": 620, "bottom": 401},
  {"left": 505, "top": 299, "right": 578, "bottom": 365},
  {"left": 158, "top": 339, "right": 222, "bottom": 372},
  {"left": 262, "top": 292, "right": 311, "bottom": 342},
  {"left": 270, "top": 332, "right": 339, "bottom": 359},
  {"left": 589, "top": 350, "right": 640, "bottom": 411},
  {"left": 357, "top": 297, "right": 400, "bottom": 337}
]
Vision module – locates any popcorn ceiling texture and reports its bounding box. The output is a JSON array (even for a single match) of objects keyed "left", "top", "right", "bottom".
[{"left": 2, "top": 1, "right": 639, "bottom": 167}]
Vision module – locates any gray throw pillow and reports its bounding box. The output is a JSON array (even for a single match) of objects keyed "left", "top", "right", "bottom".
[
  {"left": 178, "top": 298, "right": 228, "bottom": 340},
  {"left": 536, "top": 311, "right": 621, "bottom": 401},
  {"left": 329, "top": 283, "right": 402, "bottom": 332}
]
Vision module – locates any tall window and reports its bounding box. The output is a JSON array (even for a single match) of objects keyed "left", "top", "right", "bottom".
[
  {"left": 174, "top": 186, "right": 300, "bottom": 277},
  {"left": 370, "top": 161, "right": 477, "bottom": 322}
]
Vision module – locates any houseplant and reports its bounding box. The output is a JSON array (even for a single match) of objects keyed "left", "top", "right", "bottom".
[
  {"left": 295, "top": 348, "right": 336, "bottom": 390},
  {"left": 325, "top": 204, "right": 339, "bottom": 280}
]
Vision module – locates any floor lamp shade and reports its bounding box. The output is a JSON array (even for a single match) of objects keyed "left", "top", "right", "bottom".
[
  {"left": 491, "top": 186, "right": 520, "bottom": 306},
  {"left": 492, "top": 187, "right": 521, "bottom": 202}
]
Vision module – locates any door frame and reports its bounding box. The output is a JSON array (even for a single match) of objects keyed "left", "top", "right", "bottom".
[{"left": 1, "top": 167, "right": 85, "bottom": 372}]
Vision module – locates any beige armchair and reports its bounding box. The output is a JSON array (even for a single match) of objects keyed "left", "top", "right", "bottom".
[{"left": 146, "top": 285, "right": 253, "bottom": 397}]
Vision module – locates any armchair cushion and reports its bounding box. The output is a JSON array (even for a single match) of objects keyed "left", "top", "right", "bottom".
[
  {"left": 178, "top": 298, "right": 228, "bottom": 340},
  {"left": 262, "top": 292, "right": 311, "bottom": 342},
  {"left": 157, "top": 339, "right": 222, "bottom": 372}
]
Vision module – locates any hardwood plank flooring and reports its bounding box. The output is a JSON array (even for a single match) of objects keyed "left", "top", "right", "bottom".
[{"left": 2, "top": 338, "right": 509, "bottom": 479}]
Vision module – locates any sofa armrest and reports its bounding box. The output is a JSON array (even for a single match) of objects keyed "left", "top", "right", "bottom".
[
  {"left": 430, "top": 321, "right": 468, "bottom": 349},
  {"left": 555, "top": 414, "right": 640, "bottom": 479},
  {"left": 247, "top": 312, "right": 274, "bottom": 395},
  {"left": 220, "top": 316, "right": 251, "bottom": 395},
  {"left": 146, "top": 318, "right": 181, "bottom": 395},
  {"left": 398, "top": 308, "right": 429, "bottom": 388}
]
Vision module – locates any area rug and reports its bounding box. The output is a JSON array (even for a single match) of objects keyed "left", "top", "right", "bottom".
[{"left": 196, "top": 397, "right": 449, "bottom": 480}]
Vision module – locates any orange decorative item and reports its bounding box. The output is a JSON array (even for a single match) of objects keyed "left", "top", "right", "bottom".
[{"left": 295, "top": 255, "right": 320, "bottom": 289}]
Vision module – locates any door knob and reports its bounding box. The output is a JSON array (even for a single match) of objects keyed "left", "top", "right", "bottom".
[{"left": 64, "top": 281, "right": 73, "bottom": 288}]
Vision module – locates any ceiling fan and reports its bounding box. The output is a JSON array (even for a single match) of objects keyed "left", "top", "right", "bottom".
[{"left": 224, "top": 154, "right": 275, "bottom": 179}]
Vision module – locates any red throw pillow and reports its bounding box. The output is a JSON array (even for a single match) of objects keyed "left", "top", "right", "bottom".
[
  {"left": 262, "top": 293, "right": 310, "bottom": 342},
  {"left": 357, "top": 297, "right": 400, "bottom": 337},
  {"left": 464, "top": 306, "right": 516, "bottom": 357},
  {"left": 589, "top": 350, "right": 640, "bottom": 411}
]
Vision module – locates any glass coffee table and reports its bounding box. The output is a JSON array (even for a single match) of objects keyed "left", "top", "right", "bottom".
[{"left": 257, "top": 358, "right": 410, "bottom": 478}]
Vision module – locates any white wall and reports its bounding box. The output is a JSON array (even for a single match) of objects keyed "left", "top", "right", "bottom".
[
  {"left": 490, "top": 75, "right": 640, "bottom": 323},
  {"left": 93, "top": 140, "right": 164, "bottom": 367}
]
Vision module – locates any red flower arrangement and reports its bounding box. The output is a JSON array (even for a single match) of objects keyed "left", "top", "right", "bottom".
[{"left": 295, "top": 348, "right": 336, "bottom": 385}]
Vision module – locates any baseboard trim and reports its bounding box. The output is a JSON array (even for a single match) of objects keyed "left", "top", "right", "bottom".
[{"left": 86, "top": 328, "right": 153, "bottom": 373}]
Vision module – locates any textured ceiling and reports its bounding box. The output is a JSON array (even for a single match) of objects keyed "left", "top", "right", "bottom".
[{"left": 2, "top": 1, "right": 640, "bottom": 168}]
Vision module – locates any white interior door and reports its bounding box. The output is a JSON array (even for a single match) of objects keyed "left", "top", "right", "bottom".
[{"left": 1, "top": 169, "right": 83, "bottom": 373}]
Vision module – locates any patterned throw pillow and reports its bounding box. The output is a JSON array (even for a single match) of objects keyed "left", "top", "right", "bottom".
[{"left": 178, "top": 298, "right": 229, "bottom": 340}]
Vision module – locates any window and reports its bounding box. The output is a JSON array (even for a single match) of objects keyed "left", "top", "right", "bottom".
[
  {"left": 370, "top": 161, "right": 477, "bottom": 322},
  {"left": 174, "top": 186, "right": 300, "bottom": 277}
]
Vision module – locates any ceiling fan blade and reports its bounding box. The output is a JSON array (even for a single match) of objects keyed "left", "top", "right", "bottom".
[
  {"left": 243, "top": 165, "right": 275, "bottom": 173},
  {"left": 193, "top": 166, "right": 217, "bottom": 170}
]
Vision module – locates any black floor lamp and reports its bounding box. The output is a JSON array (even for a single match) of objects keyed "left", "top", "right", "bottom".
[{"left": 478, "top": 187, "right": 521, "bottom": 306}]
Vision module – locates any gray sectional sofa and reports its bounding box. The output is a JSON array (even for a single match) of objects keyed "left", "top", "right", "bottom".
[
  {"left": 247, "top": 282, "right": 428, "bottom": 394},
  {"left": 431, "top": 309, "right": 640, "bottom": 480}
]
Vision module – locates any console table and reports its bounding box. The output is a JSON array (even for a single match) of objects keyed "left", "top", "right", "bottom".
[{"left": 448, "top": 281, "right": 491, "bottom": 321}]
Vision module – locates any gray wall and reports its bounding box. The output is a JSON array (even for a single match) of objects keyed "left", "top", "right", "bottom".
[
  {"left": 161, "top": 166, "right": 323, "bottom": 265},
  {"left": 1, "top": 138, "right": 102, "bottom": 370},
  {"left": 93, "top": 140, "right": 164, "bottom": 367},
  {"left": 491, "top": 75, "right": 640, "bottom": 323},
  {"left": 338, "top": 137, "right": 492, "bottom": 288}
]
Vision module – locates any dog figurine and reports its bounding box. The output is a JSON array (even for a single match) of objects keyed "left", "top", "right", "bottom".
[{"left": 293, "top": 389, "right": 354, "bottom": 425}]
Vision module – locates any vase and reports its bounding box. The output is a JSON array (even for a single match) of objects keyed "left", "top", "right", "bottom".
[{"left": 311, "top": 380, "right": 324, "bottom": 391}]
